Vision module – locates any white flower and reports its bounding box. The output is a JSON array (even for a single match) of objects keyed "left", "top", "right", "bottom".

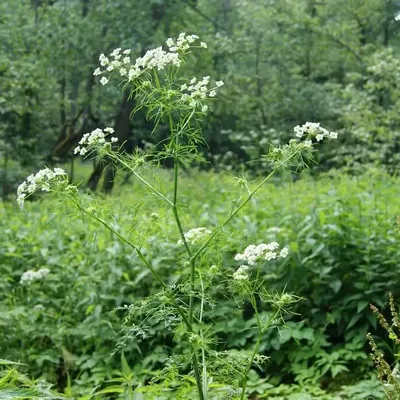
[
  {"left": 200, "top": 42, "right": 207, "bottom": 48},
  {"left": 99, "top": 54, "right": 109, "bottom": 66},
  {"left": 93, "top": 68, "right": 102, "bottom": 76},
  {"left": 264, "top": 251, "right": 277, "bottom": 261},
  {"left": 74, "top": 127, "right": 118, "bottom": 157},
  {"left": 293, "top": 122, "right": 338, "bottom": 143},
  {"left": 320, "top": 128, "right": 329, "bottom": 137},
  {"left": 216, "top": 81, "right": 224, "bottom": 87},
  {"left": 17, "top": 193, "right": 26, "bottom": 204},
  {"left": 267, "top": 227, "right": 281, "bottom": 234},
  {"left": 20, "top": 268, "right": 50, "bottom": 284},
  {"left": 279, "top": 247, "right": 289, "bottom": 258},
  {"left": 304, "top": 140, "right": 312, "bottom": 147},
  {"left": 96, "top": 34, "right": 208, "bottom": 90},
  {"left": 233, "top": 265, "right": 249, "bottom": 280},
  {"left": 180, "top": 76, "right": 221, "bottom": 106},
  {"left": 177, "top": 227, "right": 212, "bottom": 245},
  {"left": 110, "top": 48, "right": 121, "bottom": 57},
  {"left": 294, "top": 125, "right": 304, "bottom": 138},
  {"left": 17, "top": 168, "right": 70, "bottom": 204},
  {"left": 201, "top": 105, "right": 208, "bottom": 112},
  {"left": 235, "top": 241, "right": 287, "bottom": 265}
]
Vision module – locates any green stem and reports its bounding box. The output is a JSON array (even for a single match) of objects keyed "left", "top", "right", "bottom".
[
  {"left": 192, "top": 353, "right": 205, "bottom": 400},
  {"left": 71, "top": 197, "right": 191, "bottom": 328},
  {"left": 74, "top": 195, "right": 204, "bottom": 399},
  {"left": 198, "top": 271, "right": 208, "bottom": 400},
  {"left": 239, "top": 304, "right": 280, "bottom": 400},
  {"left": 111, "top": 155, "right": 173, "bottom": 206},
  {"left": 168, "top": 111, "right": 205, "bottom": 400},
  {"left": 191, "top": 150, "right": 300, "bottom": 263}
]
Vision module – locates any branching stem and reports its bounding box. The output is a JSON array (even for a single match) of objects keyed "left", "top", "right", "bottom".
[{"left": 191, "top": 150, "right": 300, "bottom": 263}]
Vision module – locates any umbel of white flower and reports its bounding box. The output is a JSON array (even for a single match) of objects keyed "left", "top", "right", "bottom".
[
  {"left": 93, "top": 33, "right": 224, "bottom": 112},
  {"left": 20, "top": 268, "right": 50, "bottom": 284},
  {"left": 17, "top": 168, "right": 69, "bottom": 205},
  {"left": 74, "top": 127, "right": 118, "bottom": 156},
  {"left": 180, "top": 77, "right": 224, "bottom": 108},
  {"left": 95, "top": 34, "right": 199, "bottom": 82},
  {"left": 293, "top": 122, "right": 338, "bottom": 146},
  {"left": 177, "top": 227, "right": 212, "bottom": 245},
  {"left": 233, "top": 265, "right": 249, "bottom": 281},
  {"left": 235, "top": 242, "right": 289, "bottom": 266}
]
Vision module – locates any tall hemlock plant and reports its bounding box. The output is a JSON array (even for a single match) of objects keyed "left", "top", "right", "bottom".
[{"left": 16, "top": 34, "right": 338, "bottom": 399}]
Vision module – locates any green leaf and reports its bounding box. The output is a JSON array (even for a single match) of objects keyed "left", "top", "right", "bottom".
[
  {"left": 95, "top": 386, "right": 125, "bottom": 395},
  {"left": 121, "top": 352, "right": 132, "bottom": 377},
  {"left": 357, "top": 300, "right": 369, "bottom": 313},
  {"left": 347, "top": 313, "right": 363, "bottom": 330}
]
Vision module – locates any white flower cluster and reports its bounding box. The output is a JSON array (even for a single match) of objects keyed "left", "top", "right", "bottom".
[
  {"left": 166, "top": 33, "right": 203, "bottom": 52},
  {"left": 74, "top": 127, "right": 118, "bottom": 156},
  {"left": 94, "top": 34, "right": 206, "bottom": 84},
  {"left": 234, "top": 242, "right": 289, "bottom": 265},
  {"left": 94, "top": 48, "right": 132, "bottom": 84},
  {"left": 177, "top": 227, "right": 212, "bottom": 245},
  {"left": 266, "top": 227, "right": 281, "bottom": 234},
  {"left": 293, "top": 122, "right": 338, "bottom": 146},
  {"left": 17, "top": 168, "right": 67, "bottom": 204},
  {"left": 128, "top": 47, "right": 181, "bottom": 81},
  {"left": 181, "top": 77, "right": 224, "bottom": 109},
  {"left": 20, "top": 268, "right": 50, "bottom": 284},
  {"left": 233, "top": 265, "right": 249, "bottom": 281}
]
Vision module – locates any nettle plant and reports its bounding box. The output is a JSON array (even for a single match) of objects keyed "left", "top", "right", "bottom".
[{"left": 17, "top": 34, "right": 338, "bottom": 399}]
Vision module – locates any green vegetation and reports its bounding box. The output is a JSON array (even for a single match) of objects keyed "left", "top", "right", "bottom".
[{"left": 1, "top": 169, "right": 398, "bottom": 398}]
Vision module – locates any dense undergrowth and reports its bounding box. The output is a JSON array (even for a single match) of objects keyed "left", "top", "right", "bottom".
[{"left": 1, "top": 167, "right": 398, "bottom": 398}]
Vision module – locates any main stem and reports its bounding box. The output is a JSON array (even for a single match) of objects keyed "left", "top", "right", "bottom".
[
  {"left": 169, "top": 113, "right": 205, "bottom": 400},
  {"left": 239, "top": 303, "right": 280, "bottom": 400},
  {"left": 73, "top": 194, "right": 204, "bottom": 398}
]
